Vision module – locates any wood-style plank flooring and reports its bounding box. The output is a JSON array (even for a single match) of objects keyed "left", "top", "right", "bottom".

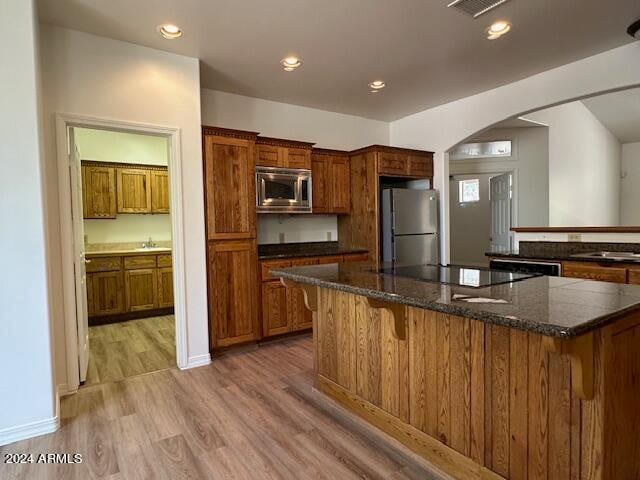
[
  {"left": 1, "top": 336, "right": 445, "bottom": 480},
  {"left": 85, "top": 315, "right": 176, "bottom": 386}
]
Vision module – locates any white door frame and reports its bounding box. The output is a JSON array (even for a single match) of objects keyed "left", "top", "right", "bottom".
[{"left": 55, "top": 112, "right": 189, "bottom": 394}]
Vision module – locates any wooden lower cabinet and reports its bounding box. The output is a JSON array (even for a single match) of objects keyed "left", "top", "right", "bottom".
[
  {"left": 562, "top": 261, "right": 628, "bottom": 283},
  {"left": 86, "top": 271, "right": 124, "bottom": 316},
  {"left": 287, "top": 288, "right": 313, "bottom": 331},
  {"left": 628, "top": 268, "right": 640, "bottom": 284},
  {"left": 262, "top": 281, "right": 289, "bottom": 336},
  {"left": 157, "top": 267, "right": 174, "bottom": 308},
  {"left": 208, "top": 239, "right": 260, "bottom": 348},
  {"left": 124, "top": 268, "right": 158, "bottom": 311}
]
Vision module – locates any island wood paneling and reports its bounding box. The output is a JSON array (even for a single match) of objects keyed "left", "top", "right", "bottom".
[{"left": 312, "top": 288, "right": 640, "bottom": 480}]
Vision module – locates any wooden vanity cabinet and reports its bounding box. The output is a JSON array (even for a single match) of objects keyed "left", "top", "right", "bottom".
[
  {"left": 86, "top": 270, "right": 124, "bottom": 316},
  {"left": 82, "top": 165, "right": 117, "bottom": 218},
  {"left": 116, "top": 168, "right": 152, "bottom": 213},
  {"left": 311, "top": 149, "right": 351, "bottom": 214}
]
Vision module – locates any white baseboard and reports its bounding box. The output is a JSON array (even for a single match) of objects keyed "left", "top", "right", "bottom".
[
  {"left": 181, "top": 353, "right": 211, "bottom": 370},
  {"left": 0, "top": 415, "right": 60, "bottom": 447}
]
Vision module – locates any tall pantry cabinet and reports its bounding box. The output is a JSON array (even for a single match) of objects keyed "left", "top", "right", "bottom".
[{"left": 202, "top": 127, "right": 260, "bottom": 349}]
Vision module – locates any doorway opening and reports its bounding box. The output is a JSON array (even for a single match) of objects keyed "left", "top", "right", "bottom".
[{"left": 56, "top": 114, "right": 188, "bottom": 394}]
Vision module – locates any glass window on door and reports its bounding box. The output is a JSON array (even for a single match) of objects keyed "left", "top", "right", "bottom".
[{"left": 459, "top": 178, "right": 480, "bottom": 204}]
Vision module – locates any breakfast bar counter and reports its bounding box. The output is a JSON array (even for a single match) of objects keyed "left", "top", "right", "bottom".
[{"left": 274, "top": 263, "right": 640, "bottom": 480}]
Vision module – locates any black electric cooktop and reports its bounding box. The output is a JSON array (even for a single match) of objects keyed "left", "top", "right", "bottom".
[{"left": 378, "top": 264, "right": 541, "bottom": 288}]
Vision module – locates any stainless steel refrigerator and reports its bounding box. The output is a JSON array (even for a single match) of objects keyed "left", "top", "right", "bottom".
[{"left": 381, "top": 189, "right": 439, "bottom": 265}]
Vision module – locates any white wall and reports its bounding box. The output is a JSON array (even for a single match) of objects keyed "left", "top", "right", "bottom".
[
  {"left": 75, "top": 128, "right": 168, "bottom": 165},
  {"left": 524, "top": 102, "right": 621, "bottom": 226},
  {"left": 84, "top": 216, "right": 172, "bottom": 244},
  {"left": 390, "top": 42, "right": 640, "bottom": 264},
  {"left": 39, "top": 25, "right": 208, "bottom": 389},
  {"left": 201, "top": 89, "right": 389, "bottom": 150},
  {"left": 257, "top": 215, "right": 337, "bottom": 244},
  {"left": 201, "top": 88, "right": 390, "bottom": 243},
  {"left": 621, "top": 142, "right": 640, "bottom": 225},
  {"left": 0, "top": 0, "right": 57, "bottom": 444},
  {"left": 451, "top": 126, "right": 549, "bottom": 227}
]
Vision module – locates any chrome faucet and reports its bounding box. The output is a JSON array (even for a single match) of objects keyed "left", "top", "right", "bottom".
[{"left": 142, "top": 237, "right": 157, "bottom": 248}]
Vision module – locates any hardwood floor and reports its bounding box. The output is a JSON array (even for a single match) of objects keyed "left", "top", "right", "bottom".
[
  {"left": 85, "top": 315, "right": 176, "bottom": 386},
  {"left": 1, "top": 336, "right": 445, "bottom": 480}
]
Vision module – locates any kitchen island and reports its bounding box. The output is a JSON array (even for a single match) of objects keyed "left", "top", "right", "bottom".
[{"left": 273, "top": 263, "right": 640, "bottom": 480}]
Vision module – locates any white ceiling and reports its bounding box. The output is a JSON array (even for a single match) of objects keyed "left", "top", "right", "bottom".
[
  {"left": 37, "top": 0, "right": 640, "bottom": 121},
  {"left": 583, "top": 88, "right": 640, "bottom": 143}
]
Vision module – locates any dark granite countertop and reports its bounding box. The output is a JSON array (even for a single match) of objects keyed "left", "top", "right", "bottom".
[
  {"left": 486, "top": 241, "right": 640, "bottom": 264},
  {"left": 272, "top": 263, "right": 640, "bottom": 338},
  {"left": 258, "top": 241, "right": 368, "bottom": 260}
]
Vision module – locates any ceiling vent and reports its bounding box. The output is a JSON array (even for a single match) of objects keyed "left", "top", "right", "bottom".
[{"left": 447, "top": 0, "right": 512, "bottom": 18}]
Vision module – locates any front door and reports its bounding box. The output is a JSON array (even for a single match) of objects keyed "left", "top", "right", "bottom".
[{"left": 489, "top": 172, "right": 512, "bottom": 253}]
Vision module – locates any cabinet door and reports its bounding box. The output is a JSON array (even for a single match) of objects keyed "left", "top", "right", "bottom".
[
  {"left": 378, "top": 152, "right": 408, "bottom": 176},
  {"left": 150, "top": 170, "right": 170, "bottom": 213},
  {"left": 255, "top": 144, "right": 283, "bottom": 168},
  {"left": 286, "top": 148, "right": 311, "bottom": 169},
  {"left": 124, "top": 268, "right": 158, "bottom": 311},
  {"left": 408, "top": 154, "right": 433, "bottom": 178},
  {"left": 87, "top": 271, "right": 124, "bottom": 317},
  {"left": 82, "top": 165, "right": 116, "bottom": 218},
  {"left": 208, "top": 239, "right": 260, "bottom": 348},
  {"left": 311, "top": 156, "right": 330, "bottom": 213},
  {"left": 262, "top": 281, "right": 290, "bottom": 337},
  {"left": 117, "top": 168, "right": 152, "bottom": 213},
  {"left": 157, "top": 267, "right": 174, "bottom": 308},
  {"left": 330, "top": 157, "right": 351, "bottom": 214},
  {"left": 287, "top": 288, "right": 313, "bottom": 331},
  {"left": 204, "top": 135, "right": 256, "bottom": 240},
  {"left": 628, "top": 269, "right": 640, "bottom": 285},
  {"left": 562, "top": 262, "right": 627, "bottom": 283}
]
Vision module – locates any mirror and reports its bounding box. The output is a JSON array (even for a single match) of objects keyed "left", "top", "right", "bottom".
[{"left": 448, "top": 86, "right": 640, "bottom": 266}]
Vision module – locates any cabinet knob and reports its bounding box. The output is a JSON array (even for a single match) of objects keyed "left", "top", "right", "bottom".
[{"left": 85, "top": 259, "right": 92, "bottom": 264}]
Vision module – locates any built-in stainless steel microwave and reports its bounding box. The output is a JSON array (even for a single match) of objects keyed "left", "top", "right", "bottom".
[{"left": 256, "top": 166, "right": 312, "bottom": 213}]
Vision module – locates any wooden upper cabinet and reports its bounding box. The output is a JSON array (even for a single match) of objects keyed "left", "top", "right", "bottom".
[
  {"left": 208, "top": 239, "right": 260, "bottom": 348},
  {"left": 255, "top": 137, "right": 314, "bottom": 170},
  {"left": 311, "top": 149, "right": 351, "bottom": 214},
  {"left": 150, "top": 170, "right": 170, "bottom": 213},
  {"left": 378, "top": 152, "right": 408, "bottom": 176},
  {"left": 311, "top": 155, "right": 331, "bottom": 213},
  {"left": 82, "top": 165, "right": 116, "bottom": 219},
  {"left": 117, "top": 168, "right": 152, "bottom": 213},
  {"left": 330, "top": 156, "right": 351, "bottom": 214},
  {"left": 365, "top": 146, "right": 433, "bottom": 178},
  {"left": 203, "top": 131, "right": 257, "bottom": 240},
  {"left": 256, "top": 144, "right": 281, "bottom": 168},
  {"left": 285, "top": 148, "right": 311, "bottom": 169}
]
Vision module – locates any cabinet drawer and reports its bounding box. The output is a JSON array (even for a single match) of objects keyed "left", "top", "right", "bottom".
[
  {"left": 628, "top": 269, "right": 640, "bottom": 285},
  {"left": 291, "top": 257, "right": 320, "bottom": 267},
  {"left": 157, "top": 254, "right": 172, "bottom": 268},
  {"left": 124, "top": 255, "right": 157, "bottom": 270},
  {"left": 343, "top": 252, "right": 369, "bottom": 262},
  {"left": 86, "top": 256, "right": 122, "bottom": 273},
  {"left": 261, "top": 260, "right": 291, "bottom": 281},
  {"left": 562, "top": 262, "right": 627, "bottom": 283},
  {"left": 378, "top": 152, "right": 408, "bottom": 176},
  {"left": 317, "top": 255, "right": 344, "bottom": 264}
]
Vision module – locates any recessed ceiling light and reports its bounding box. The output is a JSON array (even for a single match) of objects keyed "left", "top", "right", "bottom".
[
  {"left": 158, "top": 24, "right": 183, "bottom": 39},
  {"left": 281, "top": 56, "right": 302, "bottom": 71},
  {"left": 487, "top": 20, "right": 511, "bottom": 40},
  {"left": 369, "top": 80, "right": 386, "bottom": 92}
]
